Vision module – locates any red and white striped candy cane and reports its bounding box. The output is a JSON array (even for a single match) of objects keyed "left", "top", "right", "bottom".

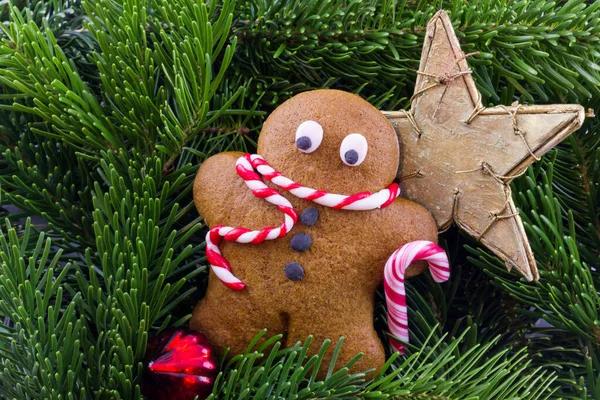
[
  {"left": 384, "top": 240, "right": 450, "bottom": 353},
  {"left": 205, "top": 153, "right": 401, "bottom": 290},
  {"left": 246, "top": 154, "right": 400, "bottom": 210}
]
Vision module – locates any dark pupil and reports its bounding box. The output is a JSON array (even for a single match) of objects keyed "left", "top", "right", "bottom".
[
  {"left": 344, "top": 149, "right": 359, "bottom": 165},
  {"left": 296, "top": 136, "right": 312, "bottom": 150}
]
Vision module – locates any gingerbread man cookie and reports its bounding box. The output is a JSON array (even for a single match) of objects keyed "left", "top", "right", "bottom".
[{"left": 190, "top": 89, "right": 448, "bottom": 375}]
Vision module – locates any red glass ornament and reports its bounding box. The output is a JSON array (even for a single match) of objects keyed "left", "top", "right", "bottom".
[{"left": 142, "top": 328, "right": 219, "bottom": 400}]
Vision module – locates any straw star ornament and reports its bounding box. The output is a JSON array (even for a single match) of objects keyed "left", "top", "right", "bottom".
[{"left": 383, "top": 11, "right": 586, "bottom": 281}]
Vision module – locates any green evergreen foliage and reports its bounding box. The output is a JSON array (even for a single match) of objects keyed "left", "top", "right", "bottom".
[{"left": 0, "top": 0, "right": 598, "bottom": 398}]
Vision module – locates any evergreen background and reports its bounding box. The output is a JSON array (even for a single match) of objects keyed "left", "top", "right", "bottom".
[{"left": 0, "top": 0, "right": 598, "bottom": 398}]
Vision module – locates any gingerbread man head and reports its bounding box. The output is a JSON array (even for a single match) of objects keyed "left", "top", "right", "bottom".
[
  {"left": 191, "top": 89, "right": 443, "bottom": 377},
  {"left": 258, "top": 89, "right": 399, "bottom": 194}
]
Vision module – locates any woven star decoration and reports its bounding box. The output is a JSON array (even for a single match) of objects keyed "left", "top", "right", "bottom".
[{"left": 383, "top": 10, "right": 586, "bottom": 281}]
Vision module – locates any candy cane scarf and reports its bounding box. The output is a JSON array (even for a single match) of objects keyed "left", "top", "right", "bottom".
[
  {"left": 204, "top": 153, "right": 449, "bottom": 352},
  {"left": 205, "top": 153, "right": 400, "bottom": 290}
]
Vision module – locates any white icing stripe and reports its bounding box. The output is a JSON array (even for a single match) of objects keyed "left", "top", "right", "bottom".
[
  {"left": 266, "top": 230, "right": 280, "bottom": 240},
  {"left": 289, "top": 187, "right": 315, "bottom": 198},
  {"left": 246, "top": 181, "right": 264, "bottom": 190},
  {"left": 236, "top": 232, "right": 259, "bottom": 243},
  {"left": 312, "top": 194, "right": 347, "bottom": 207},
  {"left": 212, "top": 265, "right": 242, "bottom": 284},
  {"left": 341, "top": 190, "right": 390, "bottom": 210}
]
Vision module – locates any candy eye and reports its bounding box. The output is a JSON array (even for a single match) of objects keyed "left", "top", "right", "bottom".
[
  {"left": 295, "top": 120, "right": 323, "bottom": 153},
  {"left": 340, "top": 134, "right": 368, "bottom": 166}
]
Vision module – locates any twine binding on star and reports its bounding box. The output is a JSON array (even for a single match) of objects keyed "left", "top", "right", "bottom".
[{"left": 454, "top": 162, "right": 527, "bottom": 240}]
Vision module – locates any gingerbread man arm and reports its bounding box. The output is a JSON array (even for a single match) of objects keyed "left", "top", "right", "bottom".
[
  {"left": 374, "top": 197, "right": 439, "bottom": 278},
  {"left": 193, "top": 152, "right": 284, "bottom": 230}
]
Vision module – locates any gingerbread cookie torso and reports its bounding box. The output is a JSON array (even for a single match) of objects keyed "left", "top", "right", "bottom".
[{"left": 190, "top": 89, "right": 438, "bottom": 375}]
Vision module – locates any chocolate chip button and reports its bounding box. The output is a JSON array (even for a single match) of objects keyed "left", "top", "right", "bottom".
[
  {"left": 284, "top": 262, "right": 304, "bottom": 281},
  {"left": 300, "top": 207, "right": 319, "bottom": 226},
  {"left": 290, "top": 233, "right": 312, "bottom": 252}
]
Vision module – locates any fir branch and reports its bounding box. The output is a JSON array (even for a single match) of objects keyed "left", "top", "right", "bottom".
[
  {"left": 1, "top": 0, "right": 95, "bottom": 74},
  {"left": 0, "top": 6, "right": 118, "bottom": 149},
  {"left": 231, "top": 0, "right": 600, "bottom": 108},
  {"left": 554, "top": 124, "right": 600, "bottom": 262},
  {"left": 72, "top": 149, "right": 205, "bottom": 398},
  {"left": 0, "top": 0, "right": 598, "bottom": 398},
  {"left": 470, "top": 159, "right": 600, "bottom": 397},
  {"left": 0, "top": 218, "right": 86, "bottom": 399},
  {"left": 0, "top": 0, "right": 245, "bottom": 160},
  {"left": 208, "top": 327, "right": 556, "bottom": 399},
  {"left": 0, "top": 114, "right": 96, "bottom": 245},
  {"left": 83, "top": 0, "right": 244, "bottom": 159}
]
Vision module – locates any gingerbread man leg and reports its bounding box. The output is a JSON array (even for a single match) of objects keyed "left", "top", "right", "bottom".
[
  {"left": 284, "top": 294, "right": 385, "bottom": 379},
  {"left": 190, "top": 282, "right": 287, "bottom": 358}
]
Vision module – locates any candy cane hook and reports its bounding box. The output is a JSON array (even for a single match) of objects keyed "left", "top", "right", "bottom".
[{"left": 384, "top": 240, "right": 450, "bottom": 353}]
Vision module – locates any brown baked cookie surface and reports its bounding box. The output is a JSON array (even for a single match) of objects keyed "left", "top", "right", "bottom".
[{"left": 190, "top": 89, "right": 438, "bottom": 376}]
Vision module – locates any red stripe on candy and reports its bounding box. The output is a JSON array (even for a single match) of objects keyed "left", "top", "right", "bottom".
[
  {"left": 250, "top": 156, "right": 268, "bottom": 167},
  {"left": 381, "top": 183, "right": 399, "bottom": 208},
  {"left": 280, "top": 182, "right": 301, "bottom": 191},
  {"left": 209, "top": 227, "right": 223, "bottom": 245},
  {"left": 278, "top": 205, "right": 298, "bottom": 222},
  {"left": 251, "top": 228, "right": 273, "bottom": 244},
  {"left": 252, "top": 188, "right": 281, "bottom": 198},
  {"left": 235, "top": 164, "right": 261, "bottom": 181},
  {"left": 224, "top": 281, "right": 246, "bottom": 290},
  {"left": 305, "top": 190, "right": 327, "bottom": 201},
  {"left": 333, "top": 191, "right": 372, "bottom": 209},
  {"left": 261, "top": 171, "right": 281, "bottom": 180},
  {"left": 384, "top": 284, "right": 405, "bottom": 305},
  {"left": 224, "top": 227, "right": 250, "bottom": 241},
  {"left": 389, "top": 338, "right": 404, "bottom": 353},
  {"left": 206, "top": 250, "right": 231, "bottom": 271}
]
